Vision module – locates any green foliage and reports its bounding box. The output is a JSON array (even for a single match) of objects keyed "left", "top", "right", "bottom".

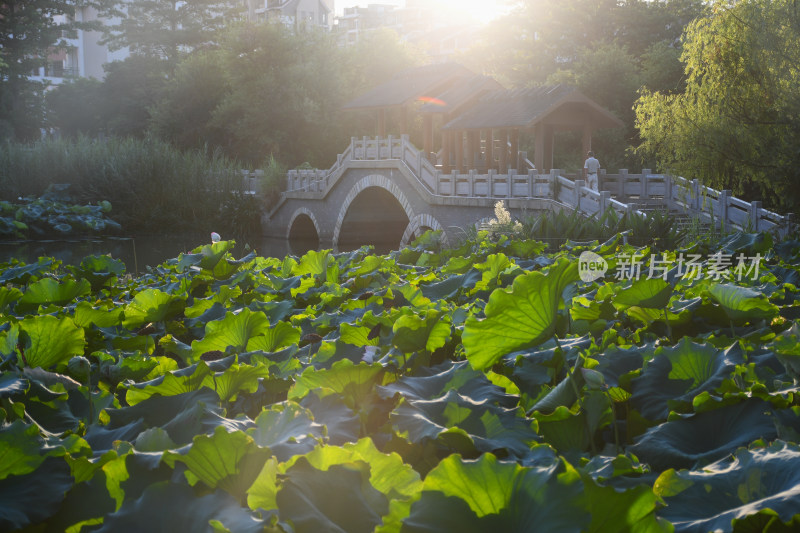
[
  {"left": 0, "top": 232, "right": 798, "bottom": 531},
  {"left": 0, "top": 136, "right": 253, "bottom": 234},
  {"left": 99, "top": 0, "right": 244, "bottom": 70},
  {"left": 635, "top": 0, "right": 800, "bottom": 212},
  {"left": 45, "top": 78, "right": 106, "bottom": 138},
  {"left": 0, "top": 0, "right": 106, "bottom": 141}
]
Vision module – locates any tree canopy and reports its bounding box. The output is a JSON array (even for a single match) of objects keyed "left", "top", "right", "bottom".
[
  {"left": 635, "top": 0, "right": 800, "bottom": 211},
  {"left": 99, "top": 0, "right": 244, "bottom": 71},
  {"left": 0, "top": 0, "right": 106, "bottom": 140}
]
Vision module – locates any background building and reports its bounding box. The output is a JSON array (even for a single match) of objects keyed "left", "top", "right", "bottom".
[{"left": 30, "top": 6, "right": 129, "bottom": 85}]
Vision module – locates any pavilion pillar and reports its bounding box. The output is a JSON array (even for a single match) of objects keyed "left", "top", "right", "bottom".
[
  {"left": 582, "top": 123, "right": 592, "bottom": 158},
  {"left": 423, "top": 114, "right": 433, "bottom": 158},
  {"left": 472, "top": 131, "right": 481, "bottom": 168},
  {"left": 486, "top": 129, "right": 494, "bottom": 170},
  {"left": 498, "top": 128, "right": 508, "bottom": 173},
  {"left": 534, "top": 123, "right": 544, "bottom": 172},
  {"left": 441, "top": 131, "right": 451, "bottom": 173},
  {"left": 543, "top": 124, "right": 554, "bottom": 172},
  {"left": 377, "top": 109, "right": 386, "bottom": 138},
  {"left": 454, "top": 131, "right": 464, "bottom": 173},
  {"left": 510, "top": 129, "right": 519, "bottom": 171},
  {"left": 399, "top": 105, "right": 408, "bottom": 135},
  {"left": 466, "top": 131, "right": 477, "bottom": 171}
]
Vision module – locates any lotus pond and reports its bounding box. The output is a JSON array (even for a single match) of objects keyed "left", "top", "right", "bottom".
[{"left": 1, "top": 231, "right": 800, "bottom": 532}]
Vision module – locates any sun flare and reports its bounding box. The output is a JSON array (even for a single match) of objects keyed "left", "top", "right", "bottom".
[{"left": 426, "top": 0, "right": 510, "bottom": 23}]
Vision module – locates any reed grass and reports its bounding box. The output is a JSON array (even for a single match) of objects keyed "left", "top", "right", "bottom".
[{"left": 0, "top": 137, "right": 258, "bottom": 234}]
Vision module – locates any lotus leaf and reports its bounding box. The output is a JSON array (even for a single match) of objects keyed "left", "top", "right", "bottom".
[
  {"left": 707, "top": 283, "right": 779, "bottom": 324},
  {"left": 655, "top": 441, "right": 800, "bottom": 532},
  {"left": 463, "top": 259, "right": 579, "bottom": 370},
  {"left": 122, "top": 288, "right": 185, "bottom": 329},
  {"left": 17, "top": 315, "right": 85, "bottom": 369},
  {"left": 17, "top": 277, "right": 91, "bottom": 313},
  {"left": 631, "top": 339, "right": 743, "bottom": 420}
]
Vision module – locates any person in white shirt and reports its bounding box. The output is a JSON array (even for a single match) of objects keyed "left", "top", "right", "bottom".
[{"left": 583, "top": 151, "right": 601, "bottom": 192}]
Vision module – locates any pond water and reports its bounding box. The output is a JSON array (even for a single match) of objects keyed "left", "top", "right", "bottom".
[{"left": 0, "top": 234, "right": 321, "bottom": 275}]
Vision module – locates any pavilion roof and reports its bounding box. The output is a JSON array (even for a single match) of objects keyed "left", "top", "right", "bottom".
[
  {"left": 441, "top": 85, "right": 625, "bottom": 131},
  {"left": 341, "top": 63, "right": 474, "bottom": 111},
  {"left": 418, "top": 74, "right": 504, "bottom": 115}
]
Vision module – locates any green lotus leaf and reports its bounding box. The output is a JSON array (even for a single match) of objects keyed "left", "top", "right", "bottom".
[
  {"left": 68, "top": 254, "right": 125, "bottom": 291},
  {"left": 0, "top": 286, "right": 22, "bottom": 313},
  {"left": 715, "top": 232, "right": 773, "bottom": 256},
  {"left": 630, "top": 339, "right": 743, "bottom": 420},
  {"left": 133, "top": 427, "right": 177, "bottom": 452},
  {"left": 419, "top": 270, "right": 482, "bottom": 302},
  {"left": 655, "top": 441, "right": 800, "bottom": 532},
  {"left": 629, "top": 399, "right": 781, "bottom": 471},
  {"left": 101, "top": 389, "right": 225, "bottom": 446},
  {"left": 125, "top": 361, "right": 214, "bottom": 406},
  {"left": 402, "top": 453, "right": 589, "bottom": 531},
  {"left": 17, "top": 315, "right": 85, "bottom": 369},
  {"left": 472, "top": 253, "right": 518, "bottom": 293},
  {"left": 122, "top": 288, "right": 185, "bottom": 329},
  {"left": 581, "top": 471, "right": 670, "bottom": 533},
  {"left": 177, "top": 240, "right": 236, "bottom": 272},
  {"left": 770, "top": 322, "right": 800, "bottom": 381},
  {"left": 0, "top": 420, "right": 88, "bottom": 480},
  {"left": 463, "top": 259, "right": 579, "bottom": 370},
  {"left": 0, "top": 258, "right": 57, "bottom": 285},
  {"left": 292, "top": 249, "right": 334, "bottom": 278},
  {"left": 17, "top": 277, "right": 91, "bottom": 312},
  {"left": 163, "top": 425, "right": 270, "bottom": 498},
  {"left": 245, "top": 321, "right": 301, "bottom": 353},
  {"left": 191, "top": 308, "right": 271, "bottom": 357},
  {"left": 377, "top": 360, "right": 514, "bottom": 406},
  {"left": 276, "top": 459, "right": 389, "bottom": 533},
  {"left": 392, "top": 309, "right": 452, "bottom": 354},
  {"left": 298, "top": 389, "right": 361, "bottom": 446},
  {"left": 340, "top": 322, "right": 380, "bottom": 347},
  {"left": 202, "top": 363, "right": 270, "bottom": 403},
  {"left": 288, "top": 359, "right": 385, "bottom": 406},
  {"left": 73, "top": 301, "right": 124, "bottom": 328},
  {"left": 0, "top": 457, "right": 75, "bottom": 531},
  {"left": 707, "top": 283, "right": 778, "bottom": 324},
  {"left": 614, "top": 278, "right": 673, "bottom": 309},
  {"left": 532, "top": 405, "right": 591, "bottom": 453},
  {"left": 247, "top": 402, "right": 325, "bottom": 462},
  {"left": 391, "top": 389, "right": 539, "bottom": 459},
  {"left": 96, "top": 481, "right": 265, "bottom": 533}
]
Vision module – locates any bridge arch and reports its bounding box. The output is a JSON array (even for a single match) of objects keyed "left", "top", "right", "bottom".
[
  {"left": 333, "top": 174, "right": 415, "bottom": 249},
  {"left": 286, "top": 207, "right": 321, "bottom": 241},
  {"left": 400, "top": 214, "right": 450, "bottom": 247}
]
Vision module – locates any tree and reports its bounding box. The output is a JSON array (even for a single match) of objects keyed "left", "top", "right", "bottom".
[
  {"left": 45, "top": 78, "right": 105, "bottom": 137},
  {"left": 148, "top": 51, "right": 229, "bottom": 150},
  {"left": 100, "top": 0, "right": 244, "bottom": 72},
  {"left": 0, "top": 1, "right": 105, "bottom": 140},
  {"left": 635, "top": 0, "right": 800, "bottom": 211},
  {"left": 98, "top": 56, "right": 169, "bottom": 137}
]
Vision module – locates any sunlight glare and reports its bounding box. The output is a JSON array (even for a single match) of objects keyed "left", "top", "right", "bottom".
[{"left": 429, "top": 0, "right": 509, "bottom": 24}]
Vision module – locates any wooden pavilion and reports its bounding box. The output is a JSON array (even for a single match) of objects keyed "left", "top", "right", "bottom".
[{"left": 342, "top": 64, "right": 624, "bottom": 173}]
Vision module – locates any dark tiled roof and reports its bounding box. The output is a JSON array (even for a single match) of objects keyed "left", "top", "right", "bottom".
[
  {"left": 418, "top": 74, "right": 504, "bottom": 114},
  {"left": 342, "top": 63, "right": 474, "bottom": 110},
  {"left": 441, "top": 85, "right": 624, "bottom": 131}
]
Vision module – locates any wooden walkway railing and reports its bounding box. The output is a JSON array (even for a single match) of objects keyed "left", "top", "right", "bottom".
[{"left": 282, "top": 135, "right": 796, "bottom": 238}]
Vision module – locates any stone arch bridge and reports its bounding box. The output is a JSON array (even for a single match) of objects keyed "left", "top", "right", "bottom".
[{"left": 262, "top": 136, "right": 793, "bottom": 250}]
